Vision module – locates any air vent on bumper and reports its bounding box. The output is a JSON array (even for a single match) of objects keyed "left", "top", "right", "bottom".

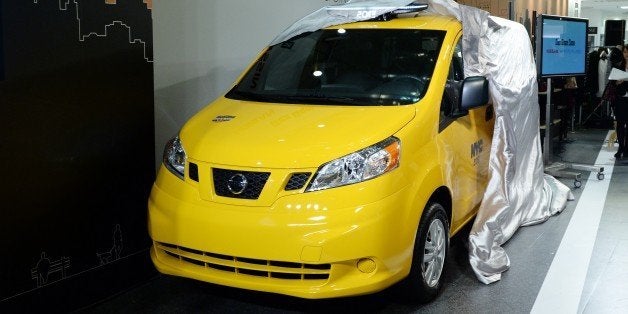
[
  {"left": 285, "top": 172, "right": 311, "bottom": 191},
  {"left": 188, "top": 162, "right": 199, "bottom": 182},
  {"left": 156, "top": 242, "right": 331, "bottom": 281}
]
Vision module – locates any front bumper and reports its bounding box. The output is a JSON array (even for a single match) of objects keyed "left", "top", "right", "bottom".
[{"left": 148, "top": 167, "right": 418, "bottom": 299}]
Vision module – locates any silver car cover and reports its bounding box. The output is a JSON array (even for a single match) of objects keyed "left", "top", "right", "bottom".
[
  {"left": 427, "top": 0, "right": 573, "bottom": 284},
  {"left": 270, "top": 0, "right": 573, "bottom": 284}
]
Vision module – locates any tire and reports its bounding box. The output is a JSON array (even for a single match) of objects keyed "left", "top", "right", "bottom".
[{"left": 401, "top": 202, "right": 449, "bottom": 303}]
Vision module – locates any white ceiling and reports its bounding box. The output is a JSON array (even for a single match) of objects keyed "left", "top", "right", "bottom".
[{"left": 581, "top": 0, "right": 628, "bottom": 14}]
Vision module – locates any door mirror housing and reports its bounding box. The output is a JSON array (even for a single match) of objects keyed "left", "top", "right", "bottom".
[{"left": 460, "top": 76, "right": 489, "bottom": 110}]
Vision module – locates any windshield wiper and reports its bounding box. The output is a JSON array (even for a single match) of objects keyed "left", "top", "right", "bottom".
[
  {"left": 290, "top": 94, "right": 364, "bottom": 106},
  {"left": 226, "top": 90, "right": 292, "bottom": 103},
  {"left": 227, "top": 90, "right": 364, "bottom": 105}
]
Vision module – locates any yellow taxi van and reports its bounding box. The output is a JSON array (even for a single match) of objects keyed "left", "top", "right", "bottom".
[{"left": 148, "top": 3, "right": 494, "bottom": 303}]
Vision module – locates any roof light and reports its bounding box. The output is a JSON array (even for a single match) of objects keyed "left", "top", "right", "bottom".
[
  {"left": 326, "top": 2, "right": 428, "bottom": 21},
  {"left": 392, "top": 3, "right": 428, "bottom": 15}
]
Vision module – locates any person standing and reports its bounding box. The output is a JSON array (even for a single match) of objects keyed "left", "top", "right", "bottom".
[
  {"left": 597, "top": 48, "right": 608, "bottom": 98},
  {"left": 609, "top": 46, "right": 628, "bottom": 158}
]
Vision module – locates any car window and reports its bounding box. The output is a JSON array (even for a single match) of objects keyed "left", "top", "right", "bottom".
[
  {"left": 227, "top": 29, "right": 447, "bottom": 106},
  {"left": 440, "top": 38, "right": 464, "bottom": 131},
  {"left": 451, "top": 40, "right": 464, "bottom": 81}
]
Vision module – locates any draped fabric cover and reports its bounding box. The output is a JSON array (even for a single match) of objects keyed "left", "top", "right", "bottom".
[{"left": 428, "top": 0, "right": 572, "bottom": 284}]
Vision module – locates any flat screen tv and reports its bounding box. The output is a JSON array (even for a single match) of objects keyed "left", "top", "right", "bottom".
[{"left": 536, "top": 14, "right": 588, "bottom": 77}]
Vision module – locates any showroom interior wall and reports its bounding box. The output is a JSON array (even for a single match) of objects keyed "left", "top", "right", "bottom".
[
  {"left": 578, "top": 5, "right": 628, "bottom": 48},
  {"left": 1, "top": 0, "right": 156, "bottom": 311},
  {"left": 456, "top": 0, "right": 568, "bottom": 32},
  {"left": 513, "top": 0, "right": 567, "bottom": 29},
  {"left": 152, "top": 0, "right": 340, "bottom": 168},
  {"left": 582, "top": 9, "right": 606, "bottom": 47}
]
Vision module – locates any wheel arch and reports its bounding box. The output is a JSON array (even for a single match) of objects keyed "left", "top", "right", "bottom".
[
  {"left": 406, "top": 164, "right": 452, "bottom": 230},
  {"left": 426, "top": 186, "right": 452, "bottom": 230}
]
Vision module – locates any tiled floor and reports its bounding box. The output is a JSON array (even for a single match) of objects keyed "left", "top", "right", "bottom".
[
  {"left": 580, "top": 155, "right": 628, "bottom": 313},
  {"left": 83, "top": 128, "right": 628, "bottom": 313}
]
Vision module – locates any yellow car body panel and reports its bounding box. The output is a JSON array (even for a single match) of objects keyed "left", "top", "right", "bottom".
[
  {"left": 183, "top": 100, "right": 416, "bottom": 169},
  {"left": 148, "top": 14, "right": 494, "bottom": 299}
]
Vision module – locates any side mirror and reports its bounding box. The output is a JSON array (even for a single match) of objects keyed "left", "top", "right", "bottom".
[{"left": 460, "top": 76, "right": 489, "bottom": 110}]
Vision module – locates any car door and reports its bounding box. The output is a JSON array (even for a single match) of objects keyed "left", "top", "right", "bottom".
[{"left": 437, "top": 37, "right": 492, "bottom": 231}]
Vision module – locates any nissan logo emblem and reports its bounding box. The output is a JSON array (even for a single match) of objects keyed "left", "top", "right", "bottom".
[{"left": 227, "top": 174, "right": 248, "bottom": 195}]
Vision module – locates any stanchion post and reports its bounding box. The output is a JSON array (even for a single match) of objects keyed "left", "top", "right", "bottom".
[{"left": 544, "top": 77, "right": 552, "bottom": 165}]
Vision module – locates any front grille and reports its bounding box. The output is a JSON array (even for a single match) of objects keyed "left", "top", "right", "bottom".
[
  {"left": 212, "top": 168, "right": 270, "bottom": 199},
  {"left": 285, "top": 172, "right": 311, "bottom": 191},
  {"left": 156, "top": 242, "right": 331, "bottom": 281}
]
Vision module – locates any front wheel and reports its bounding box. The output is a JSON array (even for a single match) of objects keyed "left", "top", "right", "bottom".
[{"left": 401, "top": 202, "right": 449, "bottom": 303}]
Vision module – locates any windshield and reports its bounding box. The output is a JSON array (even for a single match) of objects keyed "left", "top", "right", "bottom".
[{"left": 226, "top": 28, "right": 446, "bottom": 106}]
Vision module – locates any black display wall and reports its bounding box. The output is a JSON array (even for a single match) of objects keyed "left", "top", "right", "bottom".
[
  {"left": 0, "top": 1, "right": 3, "bottom": 81},
  {"left": 0, "top": 0, "right": 156, "bottom": 311}
]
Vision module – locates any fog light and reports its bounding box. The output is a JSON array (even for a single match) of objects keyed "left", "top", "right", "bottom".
[{"left": 357, "top": 258, "right": 376, "bottom": 273}]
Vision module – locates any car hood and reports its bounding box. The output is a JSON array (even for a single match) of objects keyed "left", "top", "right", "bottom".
[{"left": 180, "top": 98, "right": 416, "bottom": 168}]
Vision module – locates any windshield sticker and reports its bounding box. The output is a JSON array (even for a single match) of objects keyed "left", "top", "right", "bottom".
[{"left": 250, "top": 48, "right": 271, "bottom": 89}]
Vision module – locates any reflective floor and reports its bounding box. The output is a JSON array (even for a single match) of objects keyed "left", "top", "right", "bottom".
[{"left": 83, "top": 128, "right": 628, "bottom": 313}]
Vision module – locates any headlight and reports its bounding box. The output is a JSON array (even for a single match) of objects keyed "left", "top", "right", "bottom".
[
  {"left": 306, "top": 137, "right": 400, "bottom": 192},
  {"left": 163, "top": 136, "right": 186, "bottom": 179}
]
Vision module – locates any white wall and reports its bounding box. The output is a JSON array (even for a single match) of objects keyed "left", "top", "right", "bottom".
[
  {"left": 152, "top": 0, "right": 339, "bottom": 167},
  {"left": 577, "top": 1, "right": 628, "bottom": 48}
]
